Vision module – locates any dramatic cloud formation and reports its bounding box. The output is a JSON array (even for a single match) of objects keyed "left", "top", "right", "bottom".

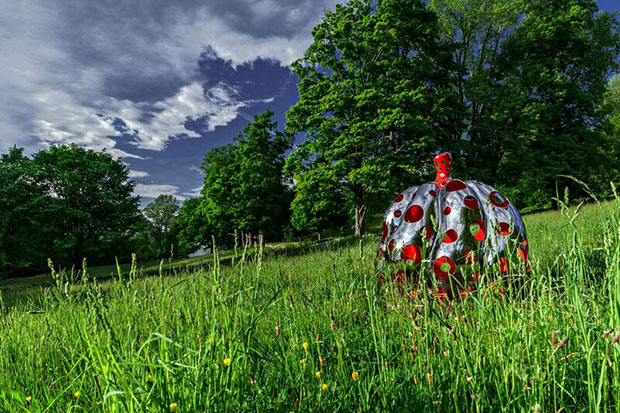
[{"left": 0, "top": 0, "right": 339, "bottom": 200}]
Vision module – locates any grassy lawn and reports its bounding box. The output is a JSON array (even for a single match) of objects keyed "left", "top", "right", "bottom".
[{"left": 0, "top": 199, "right": 619, "bottom": 410}]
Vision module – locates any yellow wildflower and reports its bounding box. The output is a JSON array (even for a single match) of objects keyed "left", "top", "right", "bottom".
[
  {"left": 170, "top": 402, "right": 178, "bottom": 410},
  {"left": 25, "top": 396, "right": 32, "bottom": 403},
  {"left": 223, "top": 358, "right": 232, "bottom": 367},
  {"left": 299, "top": 358, "right": 306, "bottom": 366},
  {"left": 322, "top": 383, "right": 328, "bottom": 391},
  {"left": 315, "top": 371, "right": 321, "bottom": 378},
  {"left": 352, "top": 371, "right": 359, "bottom": 381},
  {"left": 302, "top": 342, "right": 309, "bottom": 350},
  {"left": 103, "top": 365, "right": 109, "bottom": 374},
  {"left": 73, "top": 391, "right": 81, "bottom": 399}
]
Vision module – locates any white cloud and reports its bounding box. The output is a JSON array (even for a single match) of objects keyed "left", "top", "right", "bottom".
[
  {"left": 134, "top": 183, "right": 186, "bottom": 200},
  {"left": 128, "top": 170, "right": 150, "bottom": 178}
]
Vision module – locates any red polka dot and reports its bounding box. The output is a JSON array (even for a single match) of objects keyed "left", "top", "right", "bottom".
[
  {"left": 401, "top": 244, "right": 422, "bottom": 265},
  {"left": 499, "top": 257, "right": 509, "bottom": 273},
  {"left": 443, "top": 206, "right": 451, "bottom": 215},
  {"left": 443, "top": 229, "right": 458, "bottom": 243},
  {"left": 376, "top": 248, "right": 385, "bottom": 260},
  {"left": 404, "top": 205, "right": 424, "bottom": 223},
  {"left": 429, "top": 190, "right": 437, "bottom": 197},
  {"left": 382, "top": 222, "right": 388, "bottom": 241},
  {"left": 489, "top": 191, "right": 509, "bottom": 208},
  {"left": 393, "top": 210, "right": 402, "bottom": 218},
  {"left": 463, "top": 195, "right": 479, "bottom": 210},
  {"left": 464, "top": 249, "right": 476, "bottom": 264},
  {"left": 433, "top": 256, "right": 456, "bottom": 279},
  {"left": 446, "top": 180, "right": 467, "bottom": 192},
  {"left": 518, "top": 240, "right": 529, "bottom": 261},
  {"left": 388, "top": 239, "right": 395, "bottom": 253},
  {"left": 423, "top": 226, "right": 433, "bottom": 240},
  {"left": 496, "top": 222, "right": 512, "bottom": 236},
  {"left": 394, "top": 194, "right": 404, "bottom": 203},
  {"left": 392, "top": 269, "right": 406, "bottom": 284},
  {"left": 471, "top": 219, "right": 486, "bottom": 241}
]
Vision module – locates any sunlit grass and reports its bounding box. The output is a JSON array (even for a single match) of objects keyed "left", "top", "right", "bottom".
[{"left": 0, "top": 198, "right": 619, "bottom": 410}]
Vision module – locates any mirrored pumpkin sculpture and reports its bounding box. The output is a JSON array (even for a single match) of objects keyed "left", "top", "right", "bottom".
[{"left": 376, "top": 152, "right": 530, "bottom": 299}]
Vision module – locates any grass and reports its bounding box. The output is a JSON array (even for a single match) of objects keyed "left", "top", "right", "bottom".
[{"left": 0, "top": 198, "right": 619, "bottom": 411}]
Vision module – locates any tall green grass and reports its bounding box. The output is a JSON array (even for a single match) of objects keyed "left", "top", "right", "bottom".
[{"left": 0, "top": 197, "right": 619, "bottom": 411}]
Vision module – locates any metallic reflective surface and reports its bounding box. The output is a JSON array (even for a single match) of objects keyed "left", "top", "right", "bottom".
[{"left": 376, "top": 153, "right": 529, "bottom": 299}]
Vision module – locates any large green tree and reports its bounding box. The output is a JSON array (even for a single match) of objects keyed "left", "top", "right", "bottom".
[
  {"left": 491, "top": 0, "right": 620, "bottom": 209},
  {"left": 0, "top": 147, "right": 50, "bottom": 276},
  {"left": 144, "top": 195, "right": 180, "bottom": 258},
  {"left": 286, "top": 0, "right": 464, "bottom": 236},
  {"left": 33, "top": 144, "right": 140, "bottom": 266},
  {"left": 172, "top": 197, "right": 212, "bottom": 256},
  {"left": 200, "top": 111, "right": 292, "bottom": 243}
]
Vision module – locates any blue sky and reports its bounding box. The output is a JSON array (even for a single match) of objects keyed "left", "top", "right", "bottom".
[{"left": 0, "top": 0, "right": 618, "bottom": 204}]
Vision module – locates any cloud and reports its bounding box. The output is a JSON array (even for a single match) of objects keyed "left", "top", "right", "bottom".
[
  {"left": 134, "top": 183, "right": 185, "bottom": 201},
  {"left": 128, "top": 170, "right": 150, "bottom": 178}
]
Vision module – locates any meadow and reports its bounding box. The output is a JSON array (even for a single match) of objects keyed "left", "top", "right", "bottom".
[{"left": 0, "top": 196, "right": 619, "bottom": 412}]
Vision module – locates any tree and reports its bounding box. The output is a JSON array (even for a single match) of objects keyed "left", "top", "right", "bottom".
[
  {"left": 288, "top": 160, "right": 348, "bottom": 235},
  {"left": 200, "top": 111, "right": 293, "bottom": 243},
  {"left": 144, "top": 195, "right": 180, "bottom": 258},
  {"left": 429, "top": 0, "right": 524, "bottom": 182},
  {"left": 491, "top": 0, "right": 620, "bottom": 210},
  {"left": 32, "top": 144, "right": 140, "bottom": 266},
  {"left": 172, "top": 198, "right": 212, "bottom": 256},
  {"left": 0, "top": 147, "right": 50, "bottom": 277},
  {"left": 286, "top": 0, "right": 464, "bottom": 236}
]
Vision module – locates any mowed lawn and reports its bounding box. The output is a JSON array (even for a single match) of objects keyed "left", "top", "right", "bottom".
[{"left": 0, "top": 199, "right": 619, "bottom": 411}]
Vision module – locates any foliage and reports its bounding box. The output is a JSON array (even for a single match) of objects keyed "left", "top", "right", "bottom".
[
  {"left": 200, "top": 110, "right": 293, "bottom": 242},
  {"left": 172, "top": 198, "right": 212, "bottom": 256},
  {"left": 144, "top": 195, "right": 180, "bottom": 258},
  {"left": 1, "top": 197, "right": 620, "bottom": 410},
  {"left": 286, "top": 0, "right": 464, "bottom": 236},
  {"left": 0, "top": 148, "right": 50, "bottom": 276},
  {"left": 431, "top": 0, "right": 620, "bottom": 210}
]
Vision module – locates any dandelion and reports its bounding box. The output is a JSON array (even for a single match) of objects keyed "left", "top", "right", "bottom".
[
  {"left": 322, "top": 383, "right": 328, "bottom": 391},
  {"left": 300, "top": 358, "right": 306, "bottom": 366},
  {"left": 74, "top": 391, "right": 81, "bottom": 399},
  {"left": 224, "top": 358, "right": 232, "bottom": 367},
  {"left": 25, "top": 396, "right": 32, "bottom": 403},
  {"left": 352, "top": 371, "right": 359, "bottom": 381},
  {"left": 103, "top": 365, "right": 109, "bottom": 374},
  {"left": 315, "top": 371, "right": 321, "bottom": 378},
  {"left": 303, "top": 341, "right": 309, "bottom": 350},
  {"left": 170, "top": 402, "right": 178, "bottom": 411}
]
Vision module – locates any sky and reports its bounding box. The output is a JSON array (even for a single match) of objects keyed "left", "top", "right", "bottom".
[{"left": 0, "top": 0, "right": 618, "bottom": 204}]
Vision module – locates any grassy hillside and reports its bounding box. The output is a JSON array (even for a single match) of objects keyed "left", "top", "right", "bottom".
[{"left": 0, "top": 199, "right": 619, "bottom": 411}]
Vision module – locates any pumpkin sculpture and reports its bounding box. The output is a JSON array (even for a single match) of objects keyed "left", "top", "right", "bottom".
[{"left": 376, "top": 152, "right": 529, "bottom": 299}]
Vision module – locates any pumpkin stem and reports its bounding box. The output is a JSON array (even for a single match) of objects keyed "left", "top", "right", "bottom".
[{"left": 433, "top": 152, "right": 453, "bottom": 189}]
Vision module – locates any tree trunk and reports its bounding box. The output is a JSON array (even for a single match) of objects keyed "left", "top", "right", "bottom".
[{"left": 354, "top": 187, "right": 366, "bottom": 237}]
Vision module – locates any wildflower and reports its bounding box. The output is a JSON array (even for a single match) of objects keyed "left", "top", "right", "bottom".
[
  {"left": 300, "top": 359, "right": 306, "bottom": 366},
  {"left": 303, "top": 342, "right": 309, "bottom": 350},
  {"left": 74, "top": 391, "right": 81, "bottom": 399},
  {"left": 352, "top": 371, "right": 359, "bottom": 381},
  {"left": 223, "top": 358, "right": 232, "bottom": 367},
  {"left": 25, "top": 396, "right": 32, "bottom": 403},
  {"left": 315, "top": 371, "right": 321, "bottom": 378},
  {"left": 322, "top": 383, "right": 328, "bottom": 391},
  {"left": 103, "top": 365, "right": 109, "bottom": 374},
  {"left": 170, "top": 402, "right": 178, "bottom": 411}
]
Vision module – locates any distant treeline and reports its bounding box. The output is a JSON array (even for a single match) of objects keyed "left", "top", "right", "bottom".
[{"left": 2, "top": 0, "right": 620, "bottom": 278}]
